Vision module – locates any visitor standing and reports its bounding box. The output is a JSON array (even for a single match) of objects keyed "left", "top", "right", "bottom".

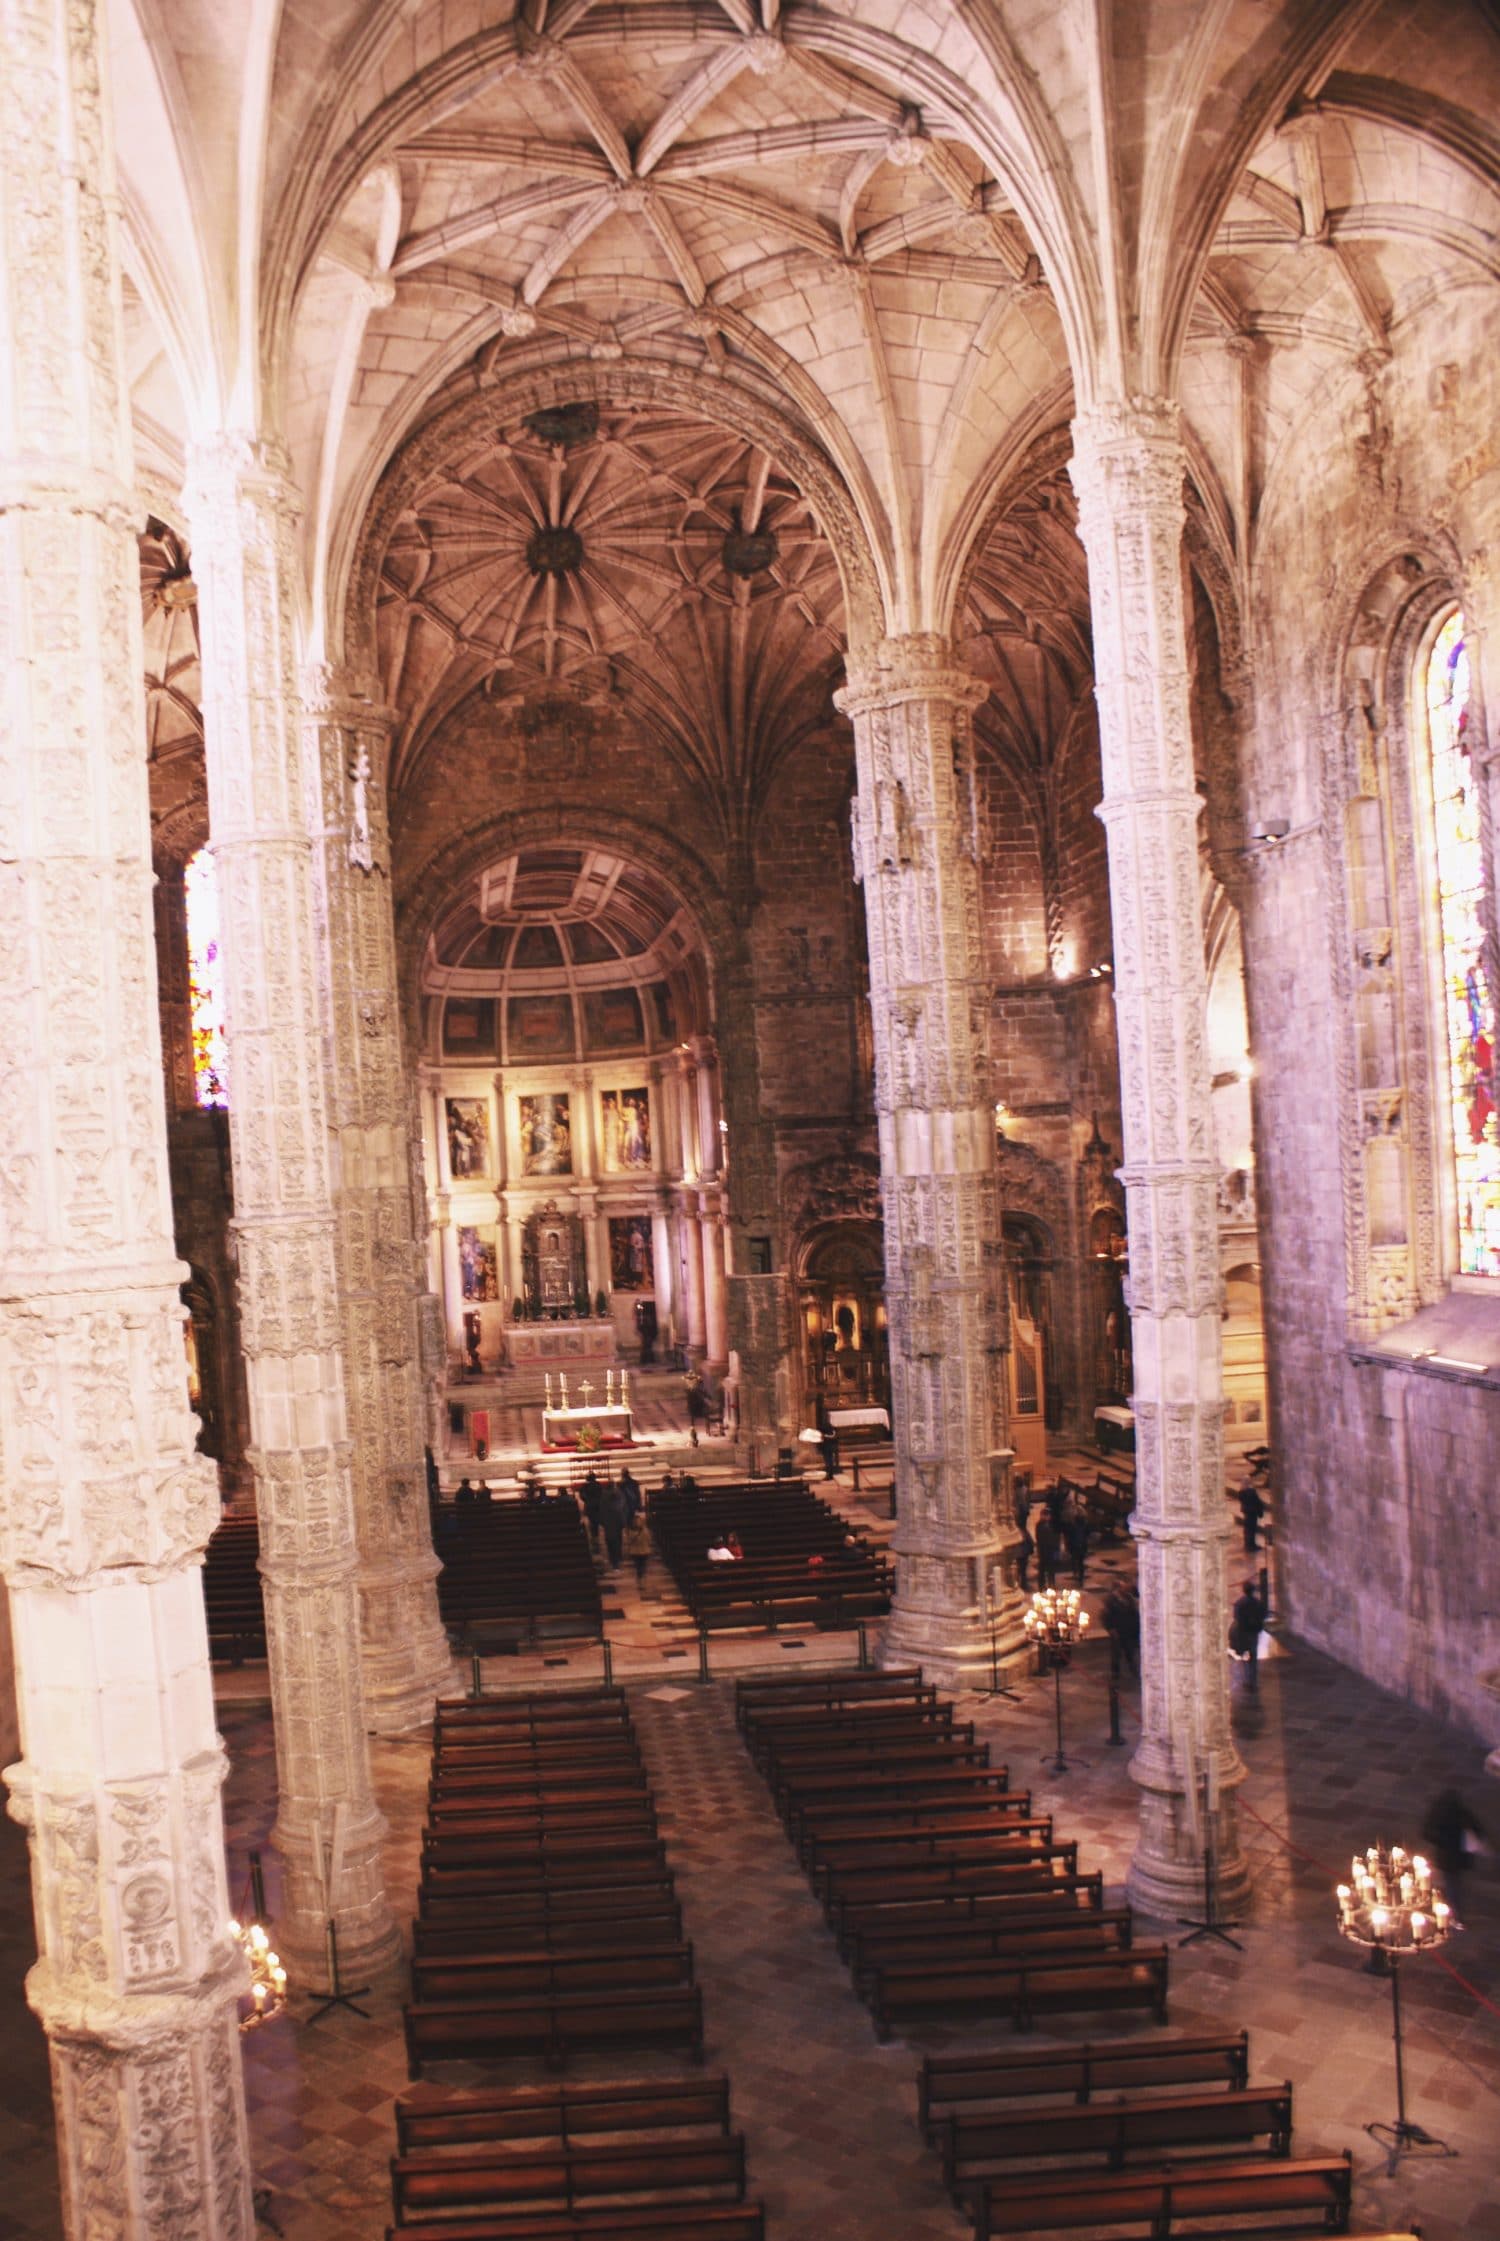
[{"left": 600, "top": 1478, "right": 625, "bottom": 1570}]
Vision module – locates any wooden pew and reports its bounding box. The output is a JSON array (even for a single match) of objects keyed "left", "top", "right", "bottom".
[
  {"left": 821, "top": 1850, "right": 1085, "bottom": 1922},
  {"left": 413, "top": 1903, "right": 684, "bottom": 1961},
  {"left": 837, "top": 1878, "right": 1106, "bottom": 1959},
  {"left": 409, "top": 1945, "right": 695, "bottom": 2005},
  {"left": 419, "top": 1838, "right": 669, "bottom": 1899},
  {"left": 849, "top": 1907, "right": 1134, "bottom": 1979},
  {"left": 426, "top": 1781, "right": 657, "bottom": 1826},
  {"left": 863, "top": 1942, "right": 1169, "bottom": 2040},
  {"left": 403, "top": 1984, "right": 706, "bottom": 2075},
  {"left": 417, "top": 1871, "right": 679, "bottom": 1927},
  {"left": 390, "top": 2132, "right": 746, "bottom": 2222},
  {"left": 968, "top": 2152, "right": 1352, "bottom": 2239},
  {"left": 387, "top": 2205, "right": 765, "bottom": 2241},
  {"left": 918, "top": 2032, "right": 1250, "bottom": 2138},
  {"left": 941, "top": 2079, "right": 1293, "bottom": 2192},
  {"left": 809, "top": 1820, "right": 1070, "bottom": 1890},
  {"left": 395, "top": 2073, "right": 732, "bottom": 2155}
]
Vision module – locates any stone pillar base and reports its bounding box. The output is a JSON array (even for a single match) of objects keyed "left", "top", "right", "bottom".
[
  {"left": 1125, "top": 1745, "right": 1253, "bottom": 1924},
  {"left": 269, "top": 1807, "right": 403, "bottom": 1984},
  {"left": 878, "top": 1597, "right": 1025, "bottom": 1695}
]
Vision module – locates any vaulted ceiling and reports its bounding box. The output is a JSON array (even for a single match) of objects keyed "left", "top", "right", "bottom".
[{"left": 116, "top": 0, "right": 1500, "bottom": 842}]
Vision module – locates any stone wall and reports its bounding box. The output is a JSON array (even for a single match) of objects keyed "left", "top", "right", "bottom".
[{"left": 1243, "top": 285, "right": 1500, "bottom": 1747}]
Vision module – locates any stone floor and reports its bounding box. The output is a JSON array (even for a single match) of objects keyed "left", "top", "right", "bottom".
[{"left": 3, "top": 1486, "right": 1498, "bottom": 2240}]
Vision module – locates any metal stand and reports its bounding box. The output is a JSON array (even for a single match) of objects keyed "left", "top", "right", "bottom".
[
  {"left": 1039, "top": 1652, "right": 1085, "bottom": 1774},
  {"left": 978, "top": 1597, "right": 1022, "bottom": 1702},
  {"left": 697, "top": 1625, "right": 711, "bottom": 1685},
  {"left": 303, "top": 1919, "right": 371, "bottom": 2023},
  {"left": 1177, "top": 1840, "right": 1244, "bottom": 1950},
  {"left": 1106, "top": 1644, "right": 1126, "bottom": 1745},
  {"left": 1364, "top": 1949, "right": 1456, "bottom": 2175}
]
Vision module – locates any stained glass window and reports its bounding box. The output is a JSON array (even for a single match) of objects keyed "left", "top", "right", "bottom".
[
  {"left": 184, "top": 847, "right": 229, "bottom": 1108},
  {"left": 1424, "top": 609, "right": 1499, "bottom": 1276}
]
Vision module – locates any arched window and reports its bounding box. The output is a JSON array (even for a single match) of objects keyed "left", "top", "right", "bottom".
[
  {"left": 1422, "top": 609, "right": 1498, "bottom": 1276},
  {"left": 184, "top": 846, "right": 229, "bottom": 1108}
]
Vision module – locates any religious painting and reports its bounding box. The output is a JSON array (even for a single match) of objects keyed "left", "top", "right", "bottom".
[
  {"left": 600, "top": 1086, "right": 651, "bottom": 1171},
  {"left": 443, "top": 997, "right": 497, "bottom": 1056},
  {"left": 445, "top": 1097, "right": 490, "bottom": 1179},
  {"left": 519, "top": 1091, "right": 572, "bottom": 1176},
  {"left": 583, "top": 987, "right": 644, "bottom": 1051},
  {"left": 609, "top": 1215, "right": 654, "bottom": 1291},
  {"left": 508, "top": 992, "right": 575, "bottom": 1059},
  {"left": 459, "top": 1225, "right": 498, "bottom": 1301}
]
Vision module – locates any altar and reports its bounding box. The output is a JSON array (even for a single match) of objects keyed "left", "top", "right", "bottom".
[
  {"left": 542, "top": 1403, "right": 634, "bottom": 1449},
  {"left": 506, "top": 1318, "right": 618, "bottom": 1367}
]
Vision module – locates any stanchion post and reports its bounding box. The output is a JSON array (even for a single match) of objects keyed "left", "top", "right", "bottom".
[
  {"left": 697, "top": 1625, "right": 711, "bottom": 1685},
  {"left": 857, "top": 1621, "right": 869, "bottom": 1670},
  {"left": 602, "top": 1637, "right": 614, "bottom": 1687},
  {"left": 470, "top": 1650, "right": 483, "bottom": 1698},
  {"left": 249, "top": 1849, "right": 267, "bottom": 1922},
  {"left": 1107, "top": 1638, "right": 1125, "bottom": 1746}
]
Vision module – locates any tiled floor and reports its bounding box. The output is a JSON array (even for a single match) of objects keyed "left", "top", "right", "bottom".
[{"left": 3, "top": 1479, "right": 1498, "bottom": 2240}]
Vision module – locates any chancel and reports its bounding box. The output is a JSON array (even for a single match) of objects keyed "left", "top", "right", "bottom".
[{"left": 1, "top": 0, "right": 1498, "bottom": 2234}]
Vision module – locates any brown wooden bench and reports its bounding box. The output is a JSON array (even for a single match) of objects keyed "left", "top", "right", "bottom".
[
  {"left": 403, "top": 1984, "right": 706, "bottom": 2074},
  {"left": 395, "top": 2074, "right": 732, "bottom": 2156},
  {"left": 436, "top": 1690, "right": 630, "bottom": 1732},
  {"left": 745, "top": 1705, "right": 959, "bottom": 1770},
  {"left": 850, "top": 1907, "right": 1134, "bottom": 1979},
  {"left": 734, "top": 1669, "right": 930, "bottom": 1726},
  {"left": 413, "top": 1905, "right": 684, "bottom": 1961},
  {"left": 410, "top": 1945, "right": 695, "bottom": 2006},
  {"left": 864, "top": 1942, "right": 1169, "bottom": 2040},
  {"left": 822, "top": 1848, "right": 1083, "bottom": 1919},
  {"left": 430, "top": 1740, "right": 644, "bottom": 1785},
  {"left": 387, "top": 2204, "right": 765, "bottom": 2241},
  {"left": 421, "top": 1808, "right": 660, "bottom": 1863},
  {"left": 838, "top": 1876, "right": 1105, "bottom": 1957},
  {"left": 391, "top": 2132, "right": 746, "bottom": 2222},
  {"left": 943, "top": 2079, "right": 1294, "bottom": 2191},
  {"left": 809, "top": 1820, "right": 1068, "bottom": 1888},
  {"left": 417, "top": 1871, "right": 679, "bottom": 1926},
  {"left": 918, "top": 2032, "right": 1250, "bottom": 2137},
  {"left": 968, "top": 2151, "right": 1352, "bottom": 2238},
  {"left": 426, "top": 1781, "right": 657, "bottom": 1826},
  {"left": 420, "top": 1838, "right": 669, "bottom": 1899}
]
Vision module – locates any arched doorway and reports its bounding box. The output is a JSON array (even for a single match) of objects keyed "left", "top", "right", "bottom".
[
  {"left": 1002, "top": 1215, "right": 1055, "bottom": 1481},
  {"left": 1089, "top": 1205, "right": 1132, "bottom": 1403},
  {"left": 797, "top": 1223, "right": 889, "bottom": 1428}
]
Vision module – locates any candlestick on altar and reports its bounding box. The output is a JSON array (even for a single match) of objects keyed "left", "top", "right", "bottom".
[
  {"left": 560, "top": 1374, "right": 568, "bottom": 1407},
  {"left": 545, "top": 1373, "right": 553, "bottom": 1406},
  {"left": 621, "top": 1370, "right": 629, "bottom": 1404}
]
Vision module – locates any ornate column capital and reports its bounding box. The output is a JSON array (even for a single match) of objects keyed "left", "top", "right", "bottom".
[
  {"left": 181, "top": 431, "right": 299, "bottom": 522},
  {"left": 836, "top": 634, "right": 989, "bottom": 718}
]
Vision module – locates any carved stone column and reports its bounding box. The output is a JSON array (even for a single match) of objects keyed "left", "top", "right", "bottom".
[
  {"left": 835, "top": 639, "right": 1014, "bottom": 1687},
  {"left": 678, "top": 1204, "right": 707, "bottom": 1353},
  {"left": 700, "top": 1204, "right": 729, "bottom": 1367},
  {"left": 182, "top": 439, "right": 398, "bottom": 1976},
  {"left": 1069, "top": 399, "right": 1249, "bottom": 1917},
  {"left": 304, "top": 670, "right": 454, "bottom": 1730},
  {"left": 0, "top": 0, "right": 255, "bottom": 2227}
]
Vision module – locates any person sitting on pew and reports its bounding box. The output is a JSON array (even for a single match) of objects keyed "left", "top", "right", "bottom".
[
  {"left": 707, "top": 1535, "right": 739, "bottom": 1563},
  {"left": 455, "top": 1477, "right": 477, "bottom": 1506},
  {"left": 474, "top": 1479, "right": 493, "bottom": 1505}
]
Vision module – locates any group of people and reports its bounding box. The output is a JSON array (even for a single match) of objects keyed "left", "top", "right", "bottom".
[
  {"left": 1014, "top": 1482, "right": 1091, "bottom": 1593},
  {"left": 577, "top": 1465, "right": 650, "bottom": 1577}
]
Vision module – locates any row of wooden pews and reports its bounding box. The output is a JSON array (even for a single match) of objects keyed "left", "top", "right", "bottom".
[
  {"left": 649, "top": 1480, "right": 892, "bottom": 1635},
  {"left": 915, "top": 2038, "right": 1354, "bottom": 2238},
  {"left": 736, "top": 1666, "right": 1168, "bottom": 2042},
  {"left": 203, "top": 1514, "right": 266, "bottom": 1664},
  {"left": 433, "top": 1497, "right": 604, "bottom": 1652},
  {"left": 392, "top": 1685, "right": 769, "bottom": 2240}
]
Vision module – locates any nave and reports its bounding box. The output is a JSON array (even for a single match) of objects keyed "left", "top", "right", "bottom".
[{"left": 4, "top": 1603, "right": 1496, "bottom": 2241}]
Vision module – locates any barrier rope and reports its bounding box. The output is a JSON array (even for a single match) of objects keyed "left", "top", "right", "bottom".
[{"left": 1236, "top": 1790, "right": 1500, "bottom": 2021}]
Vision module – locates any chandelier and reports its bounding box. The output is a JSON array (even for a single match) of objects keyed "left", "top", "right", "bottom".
[
  {"left": 1336, "top": 1842, "right": 1452, "bottom": 1954},
  {"left": 230, "top": 1917, "right": 288, "bottom": 2032}
]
